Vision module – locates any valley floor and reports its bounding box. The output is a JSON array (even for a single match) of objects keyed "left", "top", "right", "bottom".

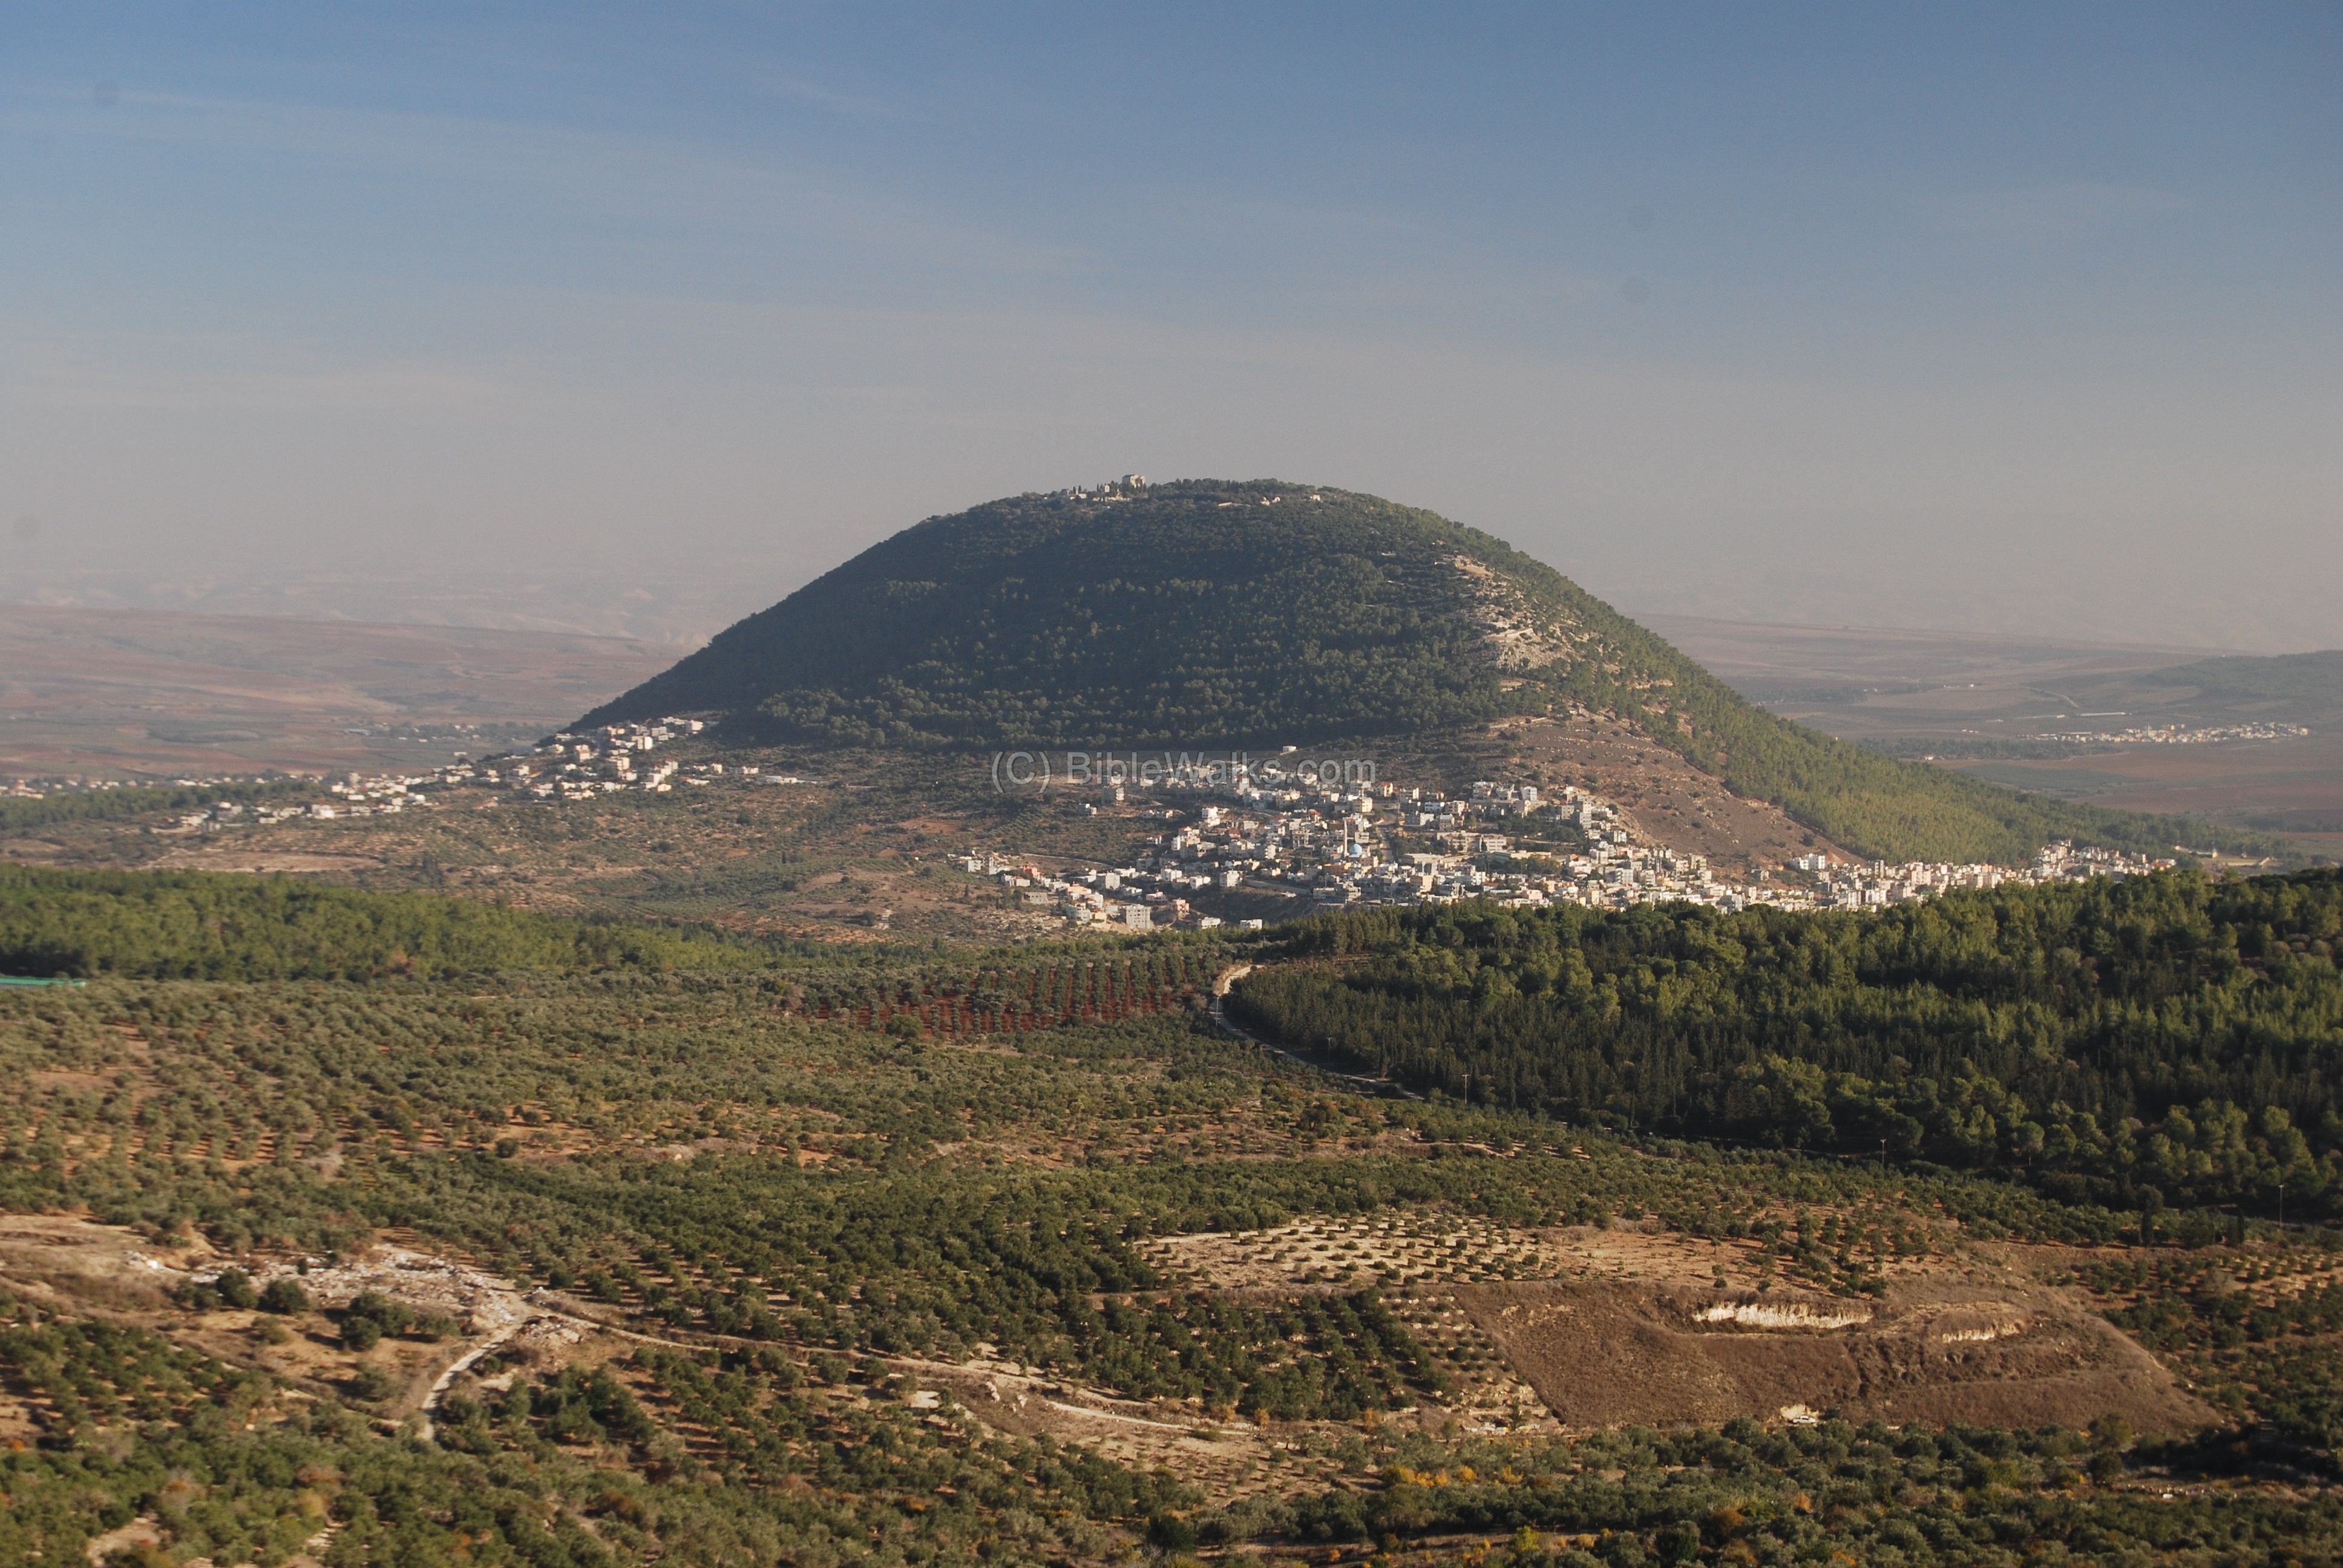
[{"left": 7, "top": 957, "right": 2343, "bottom": 1565}]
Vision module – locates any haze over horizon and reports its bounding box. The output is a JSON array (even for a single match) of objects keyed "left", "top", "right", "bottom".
[{"left": 3, "top": 5, "right": 2337, "bottom": 653}]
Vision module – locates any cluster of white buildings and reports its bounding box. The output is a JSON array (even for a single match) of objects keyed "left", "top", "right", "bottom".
[
  {"left": 968, "top": 769, "right": 1751, "bottom": 923},
  {"left": 470, "top": 718, "right": 800, "bottom": 802},
  {"left": 963, "top": 756, "right": 2196, "bottom": 929},
  {"left": 82, "top": 713, "right": 2206, "bottom": 929},
  {"left": 172, "top": 797, "right": 321, "bottom": 830},
  {"left": 954, "top": 851, "right": 1259, "bottom": 933},
  {"left": 1792, "top": 841, "right": 2177, "bottom": 911},
  {"left": 163, "top": 717, "right": 724, "bottom": 824},
  {"left": 503, "top": 719, "right": 710, "bottom": 800},
  {"left": 1156, "top": 772, "right": 1823, "bottom": 915},
  {"left": 2032, "top": 721, "right": 2310, "bottom": 746},
  {"left": 172, "top": 769, "right": 451, "bottom": 829},
  {"left": 384, "top": 718, "right": 804, "bottom": 805},
  {"left": 149, "top": 717, "right": 805, "bottom": 828},
  {"left": 7, "top": 772, "right": 256, "bottom": 800},
  {"left": 1045, "top": 474, "right": 1150, "bottom": 503}
]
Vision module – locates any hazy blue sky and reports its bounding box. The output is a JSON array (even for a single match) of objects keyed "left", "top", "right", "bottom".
[{"left": 3, "top": 4, "right": 2338, "bottom": 648}]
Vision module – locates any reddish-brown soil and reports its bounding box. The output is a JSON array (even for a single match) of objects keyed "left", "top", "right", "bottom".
[
  {"left": 1460, "top": 1275, "right": 2209, "bottom": 1435},
  {"left": 1409, "top": 714, "right": 1857, "bottom": 872}
]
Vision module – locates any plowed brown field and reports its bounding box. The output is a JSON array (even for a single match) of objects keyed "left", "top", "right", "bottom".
[{"left": 1460, "top": 1275, "right": 2209, "bottom": 1434}]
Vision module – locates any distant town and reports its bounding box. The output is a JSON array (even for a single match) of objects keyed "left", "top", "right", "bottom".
[
  {"left": 11, "top": 717, "right": 761, "bottom": 823},
  {"left": 2028, "top": 720, "right": 2311, "bottom": 746},
  {"left": 955, "top": 756, "right": 2177, "bottom": 932},
  {"left": 11, "top": 714, "right": 2192, "bottom": 929}
]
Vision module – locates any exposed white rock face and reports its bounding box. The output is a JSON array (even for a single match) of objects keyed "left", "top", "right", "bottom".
[
  {"left": 1449, "top": 555, "right": 1584, "bottom": 671},
  {"left": 1693, "top": 1301, "right": 1874, "bottom": 1330}
]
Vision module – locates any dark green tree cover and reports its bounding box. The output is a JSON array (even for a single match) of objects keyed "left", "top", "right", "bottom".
[
  {"left": 0, "top": 974, "right": 2131, "bottom": 1394},
  {"left": 785, "top": 942, "right": 1222, "bottom": 1035},
  {"left": 1253, "top": 1417, "right": 2343, "bottom": 1561},
  {"left": 583, "top": 481, "right": 1550, "bottom": 748},
  {"left": 0, "top": 865, "right": 798, "bottom": 979},
  {"left": 1232, "top": 869, "right": 2343, "bottom": 1217},
  {"left": 0, "top": 776, "right": 315, "bottom": 835},
  {"left": 578, "top": 479, "right": 2271, "bottom": 863}
]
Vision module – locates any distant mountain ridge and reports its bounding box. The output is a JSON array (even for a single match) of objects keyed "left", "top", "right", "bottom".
[
  {"left": 583, "top": 480, "right": 2276, "bottom": 865},
  {"left": 2145, "top": 649, "right": 2343, "bottom": 713}
]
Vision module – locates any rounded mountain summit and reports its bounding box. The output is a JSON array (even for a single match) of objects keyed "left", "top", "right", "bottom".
[
  {"left": 583, "top": 479, "right": 1631, "bottom": 750},
  {"left": 581, "top": 478, "right": 2263, "bottom": 866},
  {"left": 576, "top": 480, "right": 2258, "bottom": 867}
]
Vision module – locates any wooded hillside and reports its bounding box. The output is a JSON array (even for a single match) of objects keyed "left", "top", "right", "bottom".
[{"left": 1233, "top": 868, "right": 2343, "bottom": 1218}]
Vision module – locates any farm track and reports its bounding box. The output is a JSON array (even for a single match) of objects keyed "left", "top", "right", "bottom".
[{"left": 1211, "top": 962, "right": 1424, "bottom": 1101}]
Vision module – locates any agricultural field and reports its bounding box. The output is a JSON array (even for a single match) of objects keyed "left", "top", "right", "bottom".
[
  {"left": 0, "top": 603, "right": 677, "bottom": 780},
  {"left": 1654, "top": 615, "right": 2343, "bottom": 861},
  {"left": 5, "top": 870, "right": 2343, "bottom": 1564}
]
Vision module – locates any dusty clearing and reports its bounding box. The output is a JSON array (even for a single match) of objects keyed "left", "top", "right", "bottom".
[
  {"left": 0, "top": 1212, "right": 209, "bottom": 1305},
  {"left": 1428, "top": 714, "right": 1858, "bottom": 871},
  {"left": 1463, "top": 1273, "right": 2205, "bottom": 1434},
  {"left": 1159, "top": 1217, "right": 2209, "bottom": 1438}
]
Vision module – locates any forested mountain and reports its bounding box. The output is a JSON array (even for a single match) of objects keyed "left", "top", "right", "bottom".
[
  {"left": 583, "top": 479, "right": 2269, "bottom": 864},
  {"left": 1231, "top": 867, "right": 2343, "bottom": 1219}
]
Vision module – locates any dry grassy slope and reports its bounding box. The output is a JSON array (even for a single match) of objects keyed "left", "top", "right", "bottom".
[
  {"left": 1403, "top": 716, "right": 1860, "bottom": 872},
  {"left": 1147, "top": 1210, "right": 2207, "bottom": 1439}
]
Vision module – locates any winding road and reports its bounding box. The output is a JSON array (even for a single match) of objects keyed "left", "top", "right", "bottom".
[{"left": 1208, "top": 962, "right": 1423, "bottom": 1101}]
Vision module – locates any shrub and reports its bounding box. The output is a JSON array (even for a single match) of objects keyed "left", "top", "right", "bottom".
[
  {"left": 349, "top": 1362, "right": 400, "bottom": 1402},
  {"left": 258, "top": 1277, "right": 310, "bottom": 1315},
  {"left": 213, "top": 1268, "right": 258, "bottom": 1310},
  {"left": 347, "top": 1291, "right": 415, "bottom": 1335}
]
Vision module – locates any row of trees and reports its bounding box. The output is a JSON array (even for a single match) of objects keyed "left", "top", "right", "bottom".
[
  {"left": 0, "top": 866, "right": 793, "bottom": 979},
  {"left": 788, "top": 944, "right": 1220, "bottom": 1034},
  {"left": 0, "top": 776, "right": 314, "bottom": 835}
]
